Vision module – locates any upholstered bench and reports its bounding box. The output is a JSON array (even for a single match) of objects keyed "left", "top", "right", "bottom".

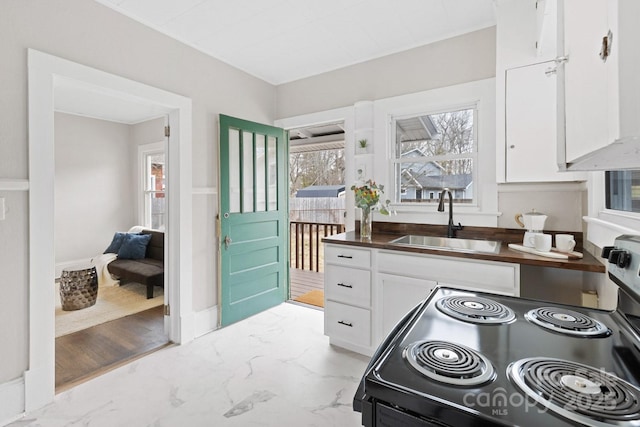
[{"left": 108, "top": 229, "right": 164, "bottom": 299}]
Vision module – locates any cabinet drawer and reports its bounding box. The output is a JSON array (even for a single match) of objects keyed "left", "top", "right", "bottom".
[
  {"left": 325, "top": 266, "right": 371, "bottom": 306},
  {"left": 378, "top": 251, "right": 518, "bottom": 295},
  {"left": 324, "top": 244, "right": 371, "bottom": 268},
  {"left": 325, "top": 301, "right": 371, "bottom": 348}
]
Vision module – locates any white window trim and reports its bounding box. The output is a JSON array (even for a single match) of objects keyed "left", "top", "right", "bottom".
[
  {"left": 391, "top": 104, "right": 479, "bottom": 207},
  {"left": 372, "top": 78, "right": 499, "bottom": 227},
  {"left": 584, "top": 171, "right": 640, "bottom": 248},
  {"left": 138, "top": 141, "right": 164, "bottom": 228}
]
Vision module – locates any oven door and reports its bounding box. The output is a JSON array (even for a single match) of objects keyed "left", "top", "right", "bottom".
[{"left": 375, "top": 402, "right": 446, "bottom": 427}]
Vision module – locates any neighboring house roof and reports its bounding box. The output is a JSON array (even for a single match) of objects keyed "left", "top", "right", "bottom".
[
  {"left": 296, "top": 185, "right": 345, "bottom": 198},
  {"left": 399, "top": 150, "right": 472, "bottom": 191},
  {"left": 407, "top": 173, "right": 473, "bottom": 190}
]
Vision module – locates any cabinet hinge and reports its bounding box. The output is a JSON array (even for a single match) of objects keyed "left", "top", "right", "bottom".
[
  {"left": 164, "top": 304, "right": 170, "bottom": 316},
  {"left": 164, "top": 126, "right": 170, "bottom": 137}
]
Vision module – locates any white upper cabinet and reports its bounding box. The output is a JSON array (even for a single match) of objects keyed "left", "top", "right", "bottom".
[
  {"left": 506, "top": 61, "right": 564, "bottom": 182},
  {"left": 557, "top": 0, "right": 640, "bottom": 170},
  {"left": 496, "top": 0, "right": 586, "bottom": 182}
]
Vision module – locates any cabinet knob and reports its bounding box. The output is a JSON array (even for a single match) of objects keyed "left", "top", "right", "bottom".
[{"left": 509, "top": 145, "right": 515, "bottom": 149}]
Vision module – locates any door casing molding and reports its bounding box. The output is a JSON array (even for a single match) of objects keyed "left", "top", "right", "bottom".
[{"left": 27, "top": 49, "right": 194, "bottom": 411}]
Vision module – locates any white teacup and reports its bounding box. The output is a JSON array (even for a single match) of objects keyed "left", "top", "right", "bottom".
[
  {"left": 534, "top": 233, "right": 552, "bottom": 252},
  {"left": 524, "top": 231, "right": 541, "bottom": 248},
  {"left": 556, "top": 234, "right": 576, "bottom": 253}
]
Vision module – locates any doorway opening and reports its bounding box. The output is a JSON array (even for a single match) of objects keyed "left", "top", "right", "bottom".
[
  {"left": 28, "top": 49, "right": 193, "bottom": 410},
  {"left": 52, "top": 113, "right": 169, "bottom": 391},
  {"left": 288, "top": 121, "right": 346, "bottom": 309}
]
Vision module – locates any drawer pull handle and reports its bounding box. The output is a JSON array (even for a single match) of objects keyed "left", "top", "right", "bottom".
[
  {"left": 337, "top": 283, "right": 353, "bottom": 288},
  {"left": 337, "top": 255, "right": 353, "bottom": 259},
  {"left": 338, "top": 320, "right": 353, "bottom": 327}
]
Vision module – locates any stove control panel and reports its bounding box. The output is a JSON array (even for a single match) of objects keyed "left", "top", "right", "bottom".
[
  {"left": 604, "top": 235, "right": 640, "bottom": 296},
  {"left": 603, "top": 246, "right": 632, "bottom": 268}
]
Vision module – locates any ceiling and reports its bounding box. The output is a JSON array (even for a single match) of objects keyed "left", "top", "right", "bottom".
[{"left": 95, "top": 0, "right": 496, "bottom": 85}]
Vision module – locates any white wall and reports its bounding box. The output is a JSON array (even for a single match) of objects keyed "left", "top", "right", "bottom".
[
  {"left": 276, "top": 27, "right": 497, "bottom": 119},
  {"left": 54, "top": 113, "right": 136, "bottom": 268},
  {"left": 0, "top": 0, "right": 275, "bottom": 409}
]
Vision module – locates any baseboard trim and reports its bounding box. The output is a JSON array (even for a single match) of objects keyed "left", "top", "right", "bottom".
[
  {"left": 194, "top": 305, "right": 218, "bottom": 338},
  {"left": 0, "top": 376, "right": 25, "bottom": 427}
]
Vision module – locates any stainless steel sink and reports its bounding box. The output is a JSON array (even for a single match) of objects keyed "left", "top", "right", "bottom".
[{"left": 389, "top": 235, "right": 501, "bottom": 254}]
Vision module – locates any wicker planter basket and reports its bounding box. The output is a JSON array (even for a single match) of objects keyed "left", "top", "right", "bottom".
[{"left": 59, "top": 265, "right": 98, "bottom": 311}]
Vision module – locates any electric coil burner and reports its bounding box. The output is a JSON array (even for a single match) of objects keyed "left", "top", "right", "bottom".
[
  {"left": 509, "top": 357, "right": 640, "bottom": 426},
  {"left": 354, "top": 235, "right": 640, "bottom": 427},
  {"left": 436, "top": 295, "right": 516, "bottom": 324},
  {"left": 526, "top": 306, "right": 611, "bottom": 337},
  {"left": 403, "top": 340, "right": 495, "bottom": 386}
]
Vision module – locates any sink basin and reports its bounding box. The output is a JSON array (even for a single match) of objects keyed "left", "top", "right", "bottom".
[{"left": 389, "top": 235, "right": 501, "bottom": 254}]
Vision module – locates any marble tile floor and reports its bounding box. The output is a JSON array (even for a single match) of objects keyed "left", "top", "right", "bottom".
[{"left": 10, "top": 303, "right": 370, "bottom": 427}]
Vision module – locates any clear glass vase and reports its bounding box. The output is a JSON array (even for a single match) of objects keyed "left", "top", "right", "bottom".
[{"left": 360, "top": 206, "right": 372, "bottom": 240}]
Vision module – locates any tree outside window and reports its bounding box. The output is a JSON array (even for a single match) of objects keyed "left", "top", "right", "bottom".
[{"left": 394, "top": 107, "right": 476, "bottom": 205}]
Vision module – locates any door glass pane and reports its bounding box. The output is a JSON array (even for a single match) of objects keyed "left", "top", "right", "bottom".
[
  {"left": 242, "top": 131, "right": 254, "bottom": 213},
  {"left": 229, "top": 129, "right": 241, "bottom": 213},
  {"left": 267, "top": 136, "right": 277, "bottom": 211},
  {"left": 255, "top": 134, "right": 266, "bottom": 212}
]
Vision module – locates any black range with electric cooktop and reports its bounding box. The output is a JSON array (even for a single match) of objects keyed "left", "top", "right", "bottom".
[{"left": 354, "top": 234, "right": 640, "bottom": 426}]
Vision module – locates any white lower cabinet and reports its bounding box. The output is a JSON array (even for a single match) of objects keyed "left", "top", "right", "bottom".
[
  {"left": 323, "top": 245, "right": 521, "bottom": 356},
  {"left": 324, "top": 301, "right": 371, "bottom": 349},
  {"left": 378, "top": 273, "right": 436, "bottom": 340},
  {"left": 323, "top": 244, "right": 373, "bottom": 355}
]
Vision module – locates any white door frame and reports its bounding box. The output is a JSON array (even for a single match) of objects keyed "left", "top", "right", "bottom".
[{"left": 27, "top": 49, "right": 194, "bottom": 411}]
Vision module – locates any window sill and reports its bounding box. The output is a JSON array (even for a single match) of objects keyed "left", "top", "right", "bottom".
[{"left": 583, "top": 213, "right": 640, "bottom": 249}]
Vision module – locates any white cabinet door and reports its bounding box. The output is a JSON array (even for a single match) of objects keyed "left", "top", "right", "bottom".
[
  {"left": 559, "top": 0, "right": 618, "bottom": 162},
  {"left": 505, "top": 61, "right": 585, "bottom": 182},
  {"left": 378, "top": 273, "right": 436, "bottom": 341}
]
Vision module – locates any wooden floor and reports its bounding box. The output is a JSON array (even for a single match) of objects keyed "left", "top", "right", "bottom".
[
  {"left": 55, "top": 305, "right": 169, "bottom": 392},
  {"left": 290, "top": 268, "right": 324, "bottom": 301}
]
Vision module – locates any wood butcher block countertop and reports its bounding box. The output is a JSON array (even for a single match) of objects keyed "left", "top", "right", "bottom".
[{"left": 322, "top": 223, "right": 606, "bottom": 274}]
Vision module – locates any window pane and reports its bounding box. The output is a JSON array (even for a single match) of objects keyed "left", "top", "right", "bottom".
[
  {"left": 242, "top": 131, "right": 254, "bottom": 213},
  {"left": 396, "top": 109, "right": 474, "bottom": 158},
  {"left": 267, "top": 136, "right": 277, "bottom": 211},
  {"left": 606, "top": 170, "right": 640, "bottom": 213},
  {"left": 395, "top": 108, "right": 475, "bottom": 205},
  {"left": 255, "top": 134, "right": 266, "bottom": 212},
  {"left": 151, "top": 192, "right": 165, "bottom": 230},
  {"left": 144, "top": 151, "right": 165, "bottom": 229},
  {"left": 397, "top": 159, "right": 473, "bottom": 204},
  {"left": 146, "top": 153, "right": 165, "bottom": 191},
  {"left": 229, "top": 129, "right": 241, "bottom": 213}
]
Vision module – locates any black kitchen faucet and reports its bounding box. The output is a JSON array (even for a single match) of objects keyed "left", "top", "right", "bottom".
[{"left": 438, "top": 189, "right": 463, "bottom": 238}]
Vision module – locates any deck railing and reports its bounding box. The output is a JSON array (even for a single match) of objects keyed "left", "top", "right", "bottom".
[{"left": 290, "top": 221, "right": 345, "bottom": 272}]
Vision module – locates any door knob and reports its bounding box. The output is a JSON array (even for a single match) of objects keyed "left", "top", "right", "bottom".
[{"left": 224, "top": 235, "right": 232, "bottom": 249}]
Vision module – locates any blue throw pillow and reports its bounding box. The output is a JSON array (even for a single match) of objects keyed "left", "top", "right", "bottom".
[
  {"left": 117, "top": 233, "right": 152, "bottom": 260},
  {"left": 104, "top": 232, "right": 127, "bottom": 254}
]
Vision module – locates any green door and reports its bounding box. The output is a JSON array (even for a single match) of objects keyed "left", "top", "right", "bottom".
[{"left": 219, "top": 114, "right": 289, "bottom": 326}]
